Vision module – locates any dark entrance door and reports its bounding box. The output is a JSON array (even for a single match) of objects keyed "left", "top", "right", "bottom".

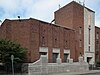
[
  {"left": 64, "top": 54, "right": 68, "bottom": 62},
  {"left": 87, "top": 57, "right": 92, "bottom": 63},
  {"left": 52, "top": 53, "right": 58, "bottom": 63}
]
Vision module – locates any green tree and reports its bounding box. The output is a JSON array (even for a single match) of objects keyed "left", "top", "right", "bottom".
[{"left": 0, "top": 39, "right": 26, "bottom": 64}]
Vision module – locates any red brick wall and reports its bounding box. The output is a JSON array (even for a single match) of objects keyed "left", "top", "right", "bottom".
[
  {"left": 73, "top": 2, "right": 84, "bottom": 61},
  {"left": 11, "top": 20, "right": 31, "bottom": 62},
  {"left": 95, "top": 26, "right": 100, "bottom": 62},
  {"left": 55, "top": 2, "right": 73, "bottom": 29},
  {"left": 0, "top": 19, "right": 9, "bottom": 39},
  {"left": 69, "top": 30, "right": 76, "bottom": 61},
  {"left": 39, "top": 21, "right": 48, "bottom": 47},
  {"left": 29, "top": 19, "right": 40, "bottom": 62},
  {"left": 47, "top": 25, "right": 53, "bottom": 62},
  {"left": 0, "top": 18, "right": 76, "bottom": 63},
  {"left": 64, "top": 28, "right": 70, "bottom": 49},
  {"left": 55, "top": 1, "right": 84, "bottom": 61},
  {"left": 52, "top": 26, "right": 60, "bottom": 48},
  {"left": 29, "top": 19, "right": 75, "bottom": 62},
  {"left": 59, "top": 27, "right": 64, "bottom": 62}
]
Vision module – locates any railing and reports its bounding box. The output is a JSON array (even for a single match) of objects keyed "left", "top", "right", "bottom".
[{"left": 0, "top": 63, "right": 28, "bottom": 75}]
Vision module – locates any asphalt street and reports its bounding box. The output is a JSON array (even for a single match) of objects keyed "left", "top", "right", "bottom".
[{"left": 80, "top": 72, "right": 100, "bottom": 75}]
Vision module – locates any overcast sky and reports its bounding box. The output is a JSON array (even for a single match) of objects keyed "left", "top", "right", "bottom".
[{"left": 0, "top": 0, "right": 100, "bottom": 26}]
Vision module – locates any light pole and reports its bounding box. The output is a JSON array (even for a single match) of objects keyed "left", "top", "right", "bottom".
[{"left": 11, "top": 55, "right": 14, "bottom": 75}]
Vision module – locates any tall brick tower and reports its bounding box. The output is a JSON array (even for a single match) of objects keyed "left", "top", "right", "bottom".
[{"left": 55, "top": 1, "right": 95, "bottom": 64}]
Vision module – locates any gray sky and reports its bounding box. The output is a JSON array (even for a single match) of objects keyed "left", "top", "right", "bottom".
[{"left": 0, "top": 0, "right": 100, "bottom": 26}]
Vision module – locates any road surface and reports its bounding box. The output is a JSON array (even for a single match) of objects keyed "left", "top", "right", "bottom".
[{"left": 80, "top": 72, "right": 100, "bottom": 75}]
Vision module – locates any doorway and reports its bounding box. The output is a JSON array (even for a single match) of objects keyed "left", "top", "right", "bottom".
[
  {"left": 87, "top": 57, "right": 92, "bottom": 63},
  {"left": 52, "top": 53, "right": 58, "bottom": 63},
  {"left": 64, "top": 54, "right": 69, "bottom": 62}
]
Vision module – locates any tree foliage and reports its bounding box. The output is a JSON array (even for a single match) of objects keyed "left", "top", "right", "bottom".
[
  {"left": 96, "top": 61, "right": 100, "bottom": 67},
  {"left": 0, "top": 39, "right": 26, "bottom": 64}
]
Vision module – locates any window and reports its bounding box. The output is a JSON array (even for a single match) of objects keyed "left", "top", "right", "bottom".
[
  {"left": 54, "top": 38, "right": 57, "bottom": 47},
  {"left": 88, "top": 46, "right": 90, "bottom": 52},
  {"left": 28, "top": 52, "right": 31, "bottom": 61},
  {"left": 79, "top": 27, "right": 82, "bottom": 34},
  {"left": 88, "top": 25, "right": 91, "bottom": 44},
  {"left": 96, "top": 32, "right": 99, "bottom": 39},
  {"left": 79, "top": 40, "right": 82, "bottom": 47},
  {"left": 96, "top": 51, "right": 99, "bottom": 55},
  {"left": 80, "top": 52, "right": 82, "bottom": 56},
  {"left": 96, "top": 40, "right": 99, "bottom": 51},
  {"left": 42, "top": 36, "right": 45, "bottom": 46},
  {"left": 96, "top": 40, "right": 99, "bottom": 44},
  {"left": 55, "top": 38, "right": 57, "bottom": 41},
  {"left": 64, "top": 54, "right": 68, "bottom": 62},
  {"left": 88, "top": 14, "right": 91, "bottom": 25},
  {"left": 65, "top": 41, "right": 67, "bottom": 48}
]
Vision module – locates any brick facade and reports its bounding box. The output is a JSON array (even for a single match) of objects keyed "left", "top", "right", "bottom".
[
  {"left": 0, "top": 18, "right": 75, "bottom": 62},
  {"left": 55, "top": 1, "right": 84, "bottom": 61},
  {"left": 95, "top": 26, "right": 100, "bottom": 62},
  {"left": 0, "top": 1, "right": 97, "bottom": 63}
]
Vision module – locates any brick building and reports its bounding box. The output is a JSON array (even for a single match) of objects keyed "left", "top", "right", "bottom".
[
  {"left": 55, "top": 1, "right": 95, "bottom": 64},
  {"left": 0, "top": 18, "right": 75, "bottom": 63},
  {"left": 0, "top": 1, "right": 96, "bottom": 64},
  {"left": 95, "top": 26, "right": 100, "bottom": 62}
]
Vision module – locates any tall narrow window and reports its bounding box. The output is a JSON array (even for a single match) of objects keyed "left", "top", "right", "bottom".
[
  {"left": 65, "top": 40, "right": 67, "bottom": 48},
  {"left": 79, "top": 40, "right": 82, "bottom": 47},
  {"left": 42, "top": 36, "right": 45, "bottom": 46},
  {"left": 79, "top": 27, "right": 82, "bottom": 34},
  {"left": 55, "top": 38, "right": 57, "bottom": 44},
  {"left": 96, "top": 40, "right": 99, "bottom": 51},
  {"left": 88, "top": 25, "right": 91, "bottom": 45},
  {"left": 88, "top": 46, "right": 90, "bottom": 52},
  {"left": 96, "top": 32, "right": 99, "bottom": 40}
]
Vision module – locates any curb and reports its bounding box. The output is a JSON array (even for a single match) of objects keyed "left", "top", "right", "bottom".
[{"left": 51, "top": 70, "right": 100, "bottom": 75}]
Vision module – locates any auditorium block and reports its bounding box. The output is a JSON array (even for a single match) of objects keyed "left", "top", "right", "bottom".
[{"left": 0, "top": 1, "right": 98, "bottom": 64}]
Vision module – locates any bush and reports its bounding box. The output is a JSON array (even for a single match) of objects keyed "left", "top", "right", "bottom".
[{"left": 96, "top": 61, "right": 100, "bottom": 67}]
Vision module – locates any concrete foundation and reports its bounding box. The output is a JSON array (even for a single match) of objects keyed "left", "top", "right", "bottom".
[{"left": 28, "top": 55, "right": 89, "bottom": 75}]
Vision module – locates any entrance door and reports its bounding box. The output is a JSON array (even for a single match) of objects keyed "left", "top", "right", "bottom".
[
  {"left": 64, "top": 54, "right": 69, "bottom": 62},
  {"left": 87, "top": 57, "right": 92, "bottom": 63},
  {"left": 52, "top": 53, "right": 58, "bottom": 63}
]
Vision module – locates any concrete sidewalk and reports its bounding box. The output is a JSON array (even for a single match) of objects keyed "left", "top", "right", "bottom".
[{"left": 51, "top": 70, "right": 100, "bottom": 75}]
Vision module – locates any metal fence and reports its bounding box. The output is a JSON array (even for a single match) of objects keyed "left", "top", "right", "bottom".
[{"left": 0, "top": 63, "right": 28, "bottom": 75}]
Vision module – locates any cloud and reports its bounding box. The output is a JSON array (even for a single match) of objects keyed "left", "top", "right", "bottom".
[
  {"left": 0, "top": 0, "right": 72, "bottom": 22},
  {"left": 0, "top": 0, "right": 17, "bottom": 10},
  {"left": 0, "top": 0, "right": 34, "bottom": 20},
  {"left": 96, "top": 19, "right": 100, "bottom": 27},
  {"left": 0, "top": 0, "right": 100, "bottom": 27},
  {"left": 22, "top": 0, "right": 71, "bottom": 22}
]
